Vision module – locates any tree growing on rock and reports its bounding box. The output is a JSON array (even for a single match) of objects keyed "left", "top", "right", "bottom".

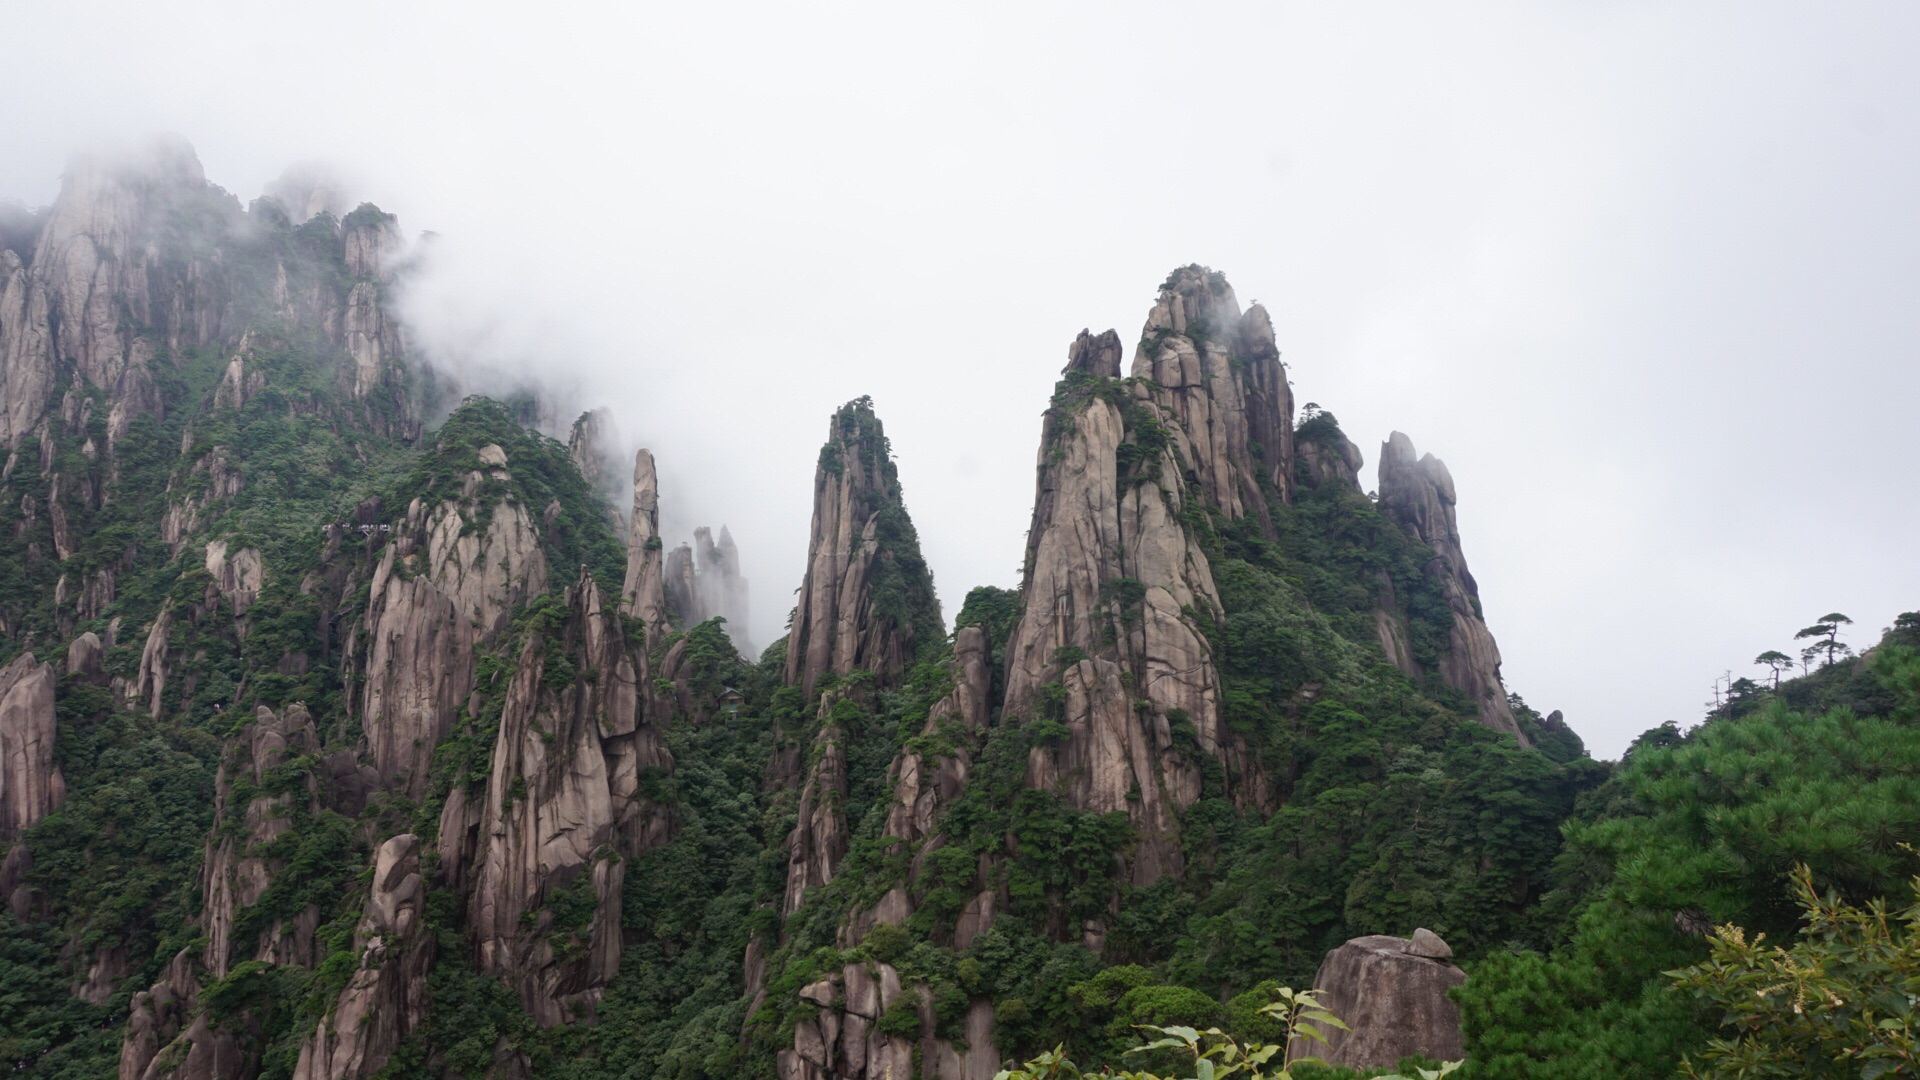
[
  {"left": 1753, "top": 650, "right": 1795, "bottom": 689},
  {"left": 1795, "top": 613, "right": 1854, "bottom": 670}
]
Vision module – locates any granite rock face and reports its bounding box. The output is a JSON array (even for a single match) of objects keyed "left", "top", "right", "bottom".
[
  {"left": 619, "top": 448, "right": 669, "bottom": 638},
  {"left": 0, "top": 137, "right": 214, "bottom": 450},
  {"left": 1002, "top": 327, "right": 1230, "bottom": 886},
  {"left": 1377, "top": 432, "right": 1524, "bottom": 741},
  {"left": 119, "top": 950, "right": 246, "bottom": 1080},
  {"left": 1296, "top": 931, "right": 1467, "bottom": 1069},
  {"left": 778, "top": 960, "right": 999, "bottom": 1080},
  {"left": 782, "top": 692, "right": 852, "bottom": 917},
  {"left": 661, "top": 524, "right": 753, "bottom": 654},
  {"left": 358, "top": 484, "right": 548, "bottom": 798},
  {"left": 1131, "top": 267, "right": 1295, "bottom": 529},
  {"left": 459, "top": 571, "right": 671, "bottom": 1025},
  {"left": 0, "top": 651, "right": 62, "bottom": 843},
  {"left": 291, "top": 834, "right": 433, "bottom": 1080},
  {"left": 1295, "top": 417, "right": 1365, "bottom": 492},
  {"left": 202, "top": 704, "right": 321, "bottom": 979},
  {"left": 784, "top": 398, "right": 941, "bottom": 700}
]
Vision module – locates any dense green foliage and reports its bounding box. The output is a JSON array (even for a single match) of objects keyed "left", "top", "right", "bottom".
[
  {"left": 1669, "top": 863, "right": 1920, "bottom": 1077},
  {"left": 1455, "top": 633, "right": 1920, "bottom": 1078}
]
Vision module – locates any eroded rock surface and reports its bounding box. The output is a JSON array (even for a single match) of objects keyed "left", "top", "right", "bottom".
[
  {"left": 784, "top": 399, "right": 941, "bottom": 699},
  {"left": 202, "top": 704, "right": 319, "bottom": 977},
  {"left": 1131, "top": 266, "right": 1295, "bottom": 528},
  {"left": 1003, "top": 328, "right": 1227, "bottom": 885},
  {"left": 1377, "top": 432, "right": 1523, "bottom": 740},
  {"left": 778, "top": 960, "right": 998, "bottom": 1080},
  {"left": 0, "top": 137, "right": 214, "bottom": 449},
  {"left": 359, "top": 491, "right": 547, "bottom": 797},
  {"left": 462, "top": 572, "right": 671, "bottom": 1025},
  {"left": 291, "top": 834, "right": 431, "bottom": 1080},
  {"left": 783, "top": 693, "right": 851, "bottom": 917},
  {"left": 619, "top": 449, "right": 668, "bottom": 637},
  {"left": 120, "top": 950, "right": 246, "bottom": 1080},
  {"left": 0, "top": 651, "right": 62, "bottom": 842},
  {"left": 1295, "top": 931, "right": 1467, "bottom": 1069}
]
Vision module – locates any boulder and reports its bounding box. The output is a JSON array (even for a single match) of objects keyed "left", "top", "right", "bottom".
[{"left": 1296, "top": 932, "right": 1466, "bottom": 1069}]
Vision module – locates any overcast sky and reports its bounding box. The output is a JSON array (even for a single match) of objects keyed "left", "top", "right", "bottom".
[{"left": 5, "top": 1, "right": 1916, "bottom": 757}]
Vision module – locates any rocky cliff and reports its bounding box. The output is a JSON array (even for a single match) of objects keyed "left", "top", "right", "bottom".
[
  {"left": 459, "top": 571, "right": 671, "bottom": 1025},
  {"left": 784, "top": 398, "right": 942, "bottom": 699},
  {"left": 1131, "top": 266, "right": 1295, "bottom": 528},
  {"left": 0, "top": 142, "right": 1587, "bottom": 1079},
  {"left": 1003, "top": 317, "right": 1238, "bottom": 885},
  {"left": 1377, "top": 432, "right": 1524, "bottom": 740},
  {"left": 0, "top": 651, "right": 61, "bottom": 843}
]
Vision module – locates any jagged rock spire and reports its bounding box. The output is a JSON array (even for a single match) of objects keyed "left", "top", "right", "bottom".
[
  {"left": 1131, "top": 265, "right": 1296, "bottom": 526},
  {"left": 1003, "top": 321, "right": 1230, "bottom": 886},
  {"left": 783, "top": 397, "right": 940, "bottom": 699},
  {"left": 0, "top": 652, "right": 61, "bottom": 843},
  {"left": 1376, "top": 432, "right": 1525, "bottom": 741},
  {"left": 1, "top": 137, "right": 211, "bottom": 449},
  {"left": 620, "top": 448, "right": 668, "bottom": 639}
]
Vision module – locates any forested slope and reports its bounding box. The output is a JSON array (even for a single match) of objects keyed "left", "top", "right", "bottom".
[{"left": 3, "top": 140, "right": 1907, "bottom": 1080}]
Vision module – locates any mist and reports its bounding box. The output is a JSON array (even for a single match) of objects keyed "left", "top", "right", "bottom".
[{"left": 4, "top": 1, "right": 1916, "bottom": 757}]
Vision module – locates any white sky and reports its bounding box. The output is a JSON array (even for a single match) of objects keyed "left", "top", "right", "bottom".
[{"left": 5, "top": 1, "right": 1916, "bottom": 757}]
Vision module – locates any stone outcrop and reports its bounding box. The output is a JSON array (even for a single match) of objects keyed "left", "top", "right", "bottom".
[
  {"left": 879, "top": 625, "right": 992, "bottom": 851},
  {"left": 783, "top": 691, "right": 851, "bottom": 917},
  {"left": 204, "top": 539, "right": 264, "bottom": 616},
  {"left": 358, "top": 483, "right": 547, "bottom": 797},
  {"left": 65, "top": 630, "right": 105, "bottom": 681},
  {"left": 291, "top": 834, "right": 432, "bottom": 1080},
  {"left": 1295, "top": 415, "right": 1365, "bottom": 492},
  {"left": 567, "top": 408, "right": 617, "bottom": 492},
  {"left": 458, "top": 571, "right": 670, "bottom": 1025},
  {"left": 119, "top": 949, "right": 246, "bottom": 1080},
  {"left": 785, "top": 398, "right": 941, "bottom": 700},
  {"left": 1294, "top": 930, "right": 1467, "bottom": 1069},
  {"left": 0, "top": 137, "right": 217, "bottom": 449},
  {"left": 664, "top": 524, "right": 754, "bottom": 654},
  {"left": 131, "top": 606, "right": 173, "bottom": 719},
  {"left": 1377, "top": 433, "right": 1524, "bottom": 741},
  {"left": 1002, "top": 327, "right": 1229, "bottom": 886},
  {"left": 0, "top": 139, "right": 420, "bottom": 464},
  {"left": 1131, "top": 266, "right": 1295, "bottom": 528},
  {"left": 340, "top": 205, "right": 407, "bottom": 407},
  {"left": 0, "top": 651, "right": 62, "bottom": 842},
  {"left": 836, "top": 624, "right": 998, "bottom": 949},
  {"left": 202, "top": 704, "right": 319, "bottom": 978},
  {"left": 619, "top": 449, "right": 668, "bottom": 637},
  {"left": 779, "top": 961, "right": 998, "bottom": 1080}
]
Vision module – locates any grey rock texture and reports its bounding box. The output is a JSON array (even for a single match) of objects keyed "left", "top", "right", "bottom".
[
  {"left": 661, "top": 525, "right": 754, "bottom": 655},
  {"left": 65, "top": 630, "right": 105, "bottom": 681},
  {"left": 783, "top": 691, "right": 851, "bottom": 917},
  {"left": 357, "top": 487, "right": 547, "bottom": 798},
  {"left": 202, "top": 704, "right": 320, "bottom": 978},
  {"left": 119, "top": 949, "right": 246, "bottom": 1080},
  {"left": 619, "top": 448, "right": 669, "bottom": 638},
  {"left": 0, "top": 651, "right": 62, "bottom": 842},
  {"left": 0, "top": 137, "right": 213, "bottom": 450},
  {"left": 784, "top": 399, "right": 940, "bottom": 700},
  {"left": 1002, "top": 327, "right": 1229, "bottom": 886},
  {"left": 1296, "top": 932, "right": 1467, "bottom": 1069},
  {"left": 778, "top": 960, "right": 998, "bottom": 1080},
  {"left": 1377, "top": 432, "right": 1524, "bottom": 741},
  {"left": 291, "top": 834, "right": 432, "bottom": 1080},
  {"left": 204, "top": 539, "right": 264, "bottom": 616},
  {"left": 1131, "top": 266, "right": 1295, "bottom": 528},
  {"left": 1295, "top": 419, "right": 1365, "bottom": 492},
  {"left": 460, "top": 571, "right": 671, "bottom": 1025}
]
